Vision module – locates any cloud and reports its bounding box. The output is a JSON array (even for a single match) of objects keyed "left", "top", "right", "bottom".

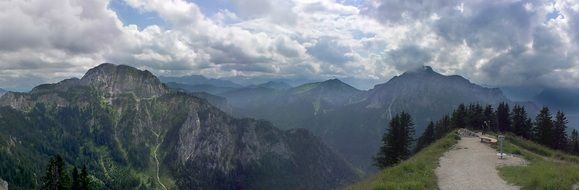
[
  {"left": 367, "top": 0, "right": 579, "bottom": 88},
  {"left": 388, "top": 45, "right": 431, "bottom": 71},
  {"left": 0, "top": 0, "right": 577, "bottom": 91},
  {"left": 0, "top": 0, "right": 122, "bottom": 53},
  {"left": 306, "top": 37, "right": 354, "bottom": 64}
]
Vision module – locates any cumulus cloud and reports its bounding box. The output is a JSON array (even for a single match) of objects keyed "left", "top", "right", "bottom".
[
  {"left": 0, "top": 0, "right": 122, "bottom": 90},
  {"left": 368, "top": 0, "right": 579, "bottom": 87},
  {"left": 0, "top": 0, "right": 577, "bottom": 91}
]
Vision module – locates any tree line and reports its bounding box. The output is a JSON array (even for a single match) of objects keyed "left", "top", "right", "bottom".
[
  {"left": 375, "top": 102, "right": 579, "bottom": 169},
  {"left": 41, "top": 155, "right": 92, "bottom": 190}
]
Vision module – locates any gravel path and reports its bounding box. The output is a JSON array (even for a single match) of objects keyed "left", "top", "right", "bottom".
[{"left": 436, "top": 135, "right": 526, "bottom": 190}]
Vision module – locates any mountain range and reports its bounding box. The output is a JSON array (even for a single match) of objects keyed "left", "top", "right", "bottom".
[
  {"left": 0, "top": 64, "right": 357, "bottom": 189},
  {"left": 171, "top": 66, "right": 518, "bottom": 173},
  {"left": 2, "top": 63, "right": 570, "bottom": 189},
  {"left": 159, "top": 75, "right": 243, "bottom": 88}
]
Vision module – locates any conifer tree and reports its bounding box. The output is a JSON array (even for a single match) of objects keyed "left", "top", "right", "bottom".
[
  {"left": 552, "top": 111, "right": 569, "bottom": 150},
  {"left": 435, "top": 115, "right": 452, "bottom": 139},
  {"left": 534, "top": 107, "right": 554, "bottom": 147},
  {"left": 497, "top": 103, "right": 511, "bottom": 132},
  {"left": 483, "top": 105, "right": 497, "bottom": 132},
  {"left": 415, "top": 121, "right": 435, "bottom": 153},
  {"left": 452, "top": 104, "right": 467, "bottom": 128},
  {"left": 42, "top": 155, "right": 72, "bottom": 190},
  {"left": 79, "top": 165, "right": 91, "bottom": 190},
  {"left": 466, "top": 104, "right": 484, "bottom": 130},
  {"left": 374, "top": 112, "right": 415, "bottom": 169},
  {"left": 571, "top": 129, "right": 579, "bottom": 155},
  {"left": 71, "top": 167, "right": 81, "bottom": 190},
  {"left": 512, "top": 105, "right": 532, "bottom": 139}
]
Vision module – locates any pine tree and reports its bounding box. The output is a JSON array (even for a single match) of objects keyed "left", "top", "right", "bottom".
[
  {"left": 497, "top": 102, "right": 511, "bottom": 133},
  {"left": 571, "top": 129, "right": 579, "bottom": 155},
  {"left": 79, "top": 165, "right": 91, "bottom": 190},
  {"left": 70, "top": 165, "right": 90, "bottom": 190},
  {"left": 71, "top": 167, "right": 81, "bottom": 190},
  {"left": 466, "top": 104, "right": 484, "bottom": 130},
  {"left": 397, "top": 112, "right": 415, "bottom": 160},
  {"left": 374, "top": 112, "right": 415, "bottom": 169},
  {"left": 452, "top": 104, "right": 467, "bottom": 129},
  {"left": 483, "top": 105, "right": 497, "bottom": 132},
  {"left": 434, "top": 115, "right": 452, "bottom": 139},
  {"left": 552, "top": 111, "right": 569, "bottom": 150},
  {"left": 512, "top": 105, "right": 532, "bottom": 139},
  {"left": 534, "top": 107, "right": 554, "bottom": 147},
  {"left": 42, "top": 155, "right": 72, "bottom": 190},
  {"left": 375, "top": 115, "right": 400, "bottom": 169},
  {"left": 415, "top": 121, "right": 435, "bottom": 153}
]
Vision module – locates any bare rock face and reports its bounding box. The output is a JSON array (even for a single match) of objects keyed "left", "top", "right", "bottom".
[{"left": 80, "top": 63, "right": 169, "bottom": 98}]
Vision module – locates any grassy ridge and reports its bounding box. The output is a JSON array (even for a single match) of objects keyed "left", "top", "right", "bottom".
[
  {"left": 498, "top": 135, "right": 579, "bottom": 190},
  {"left": 348, "top": 131, "right": 459, "bottom": 190}
]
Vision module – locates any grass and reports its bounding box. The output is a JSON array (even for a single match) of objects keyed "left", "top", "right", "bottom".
[
  {"left": 498, "top": 134, "right": 579, "bottom": 190},
  {"left": 348, "top": 131, "right": 459, "bottom": 190}
]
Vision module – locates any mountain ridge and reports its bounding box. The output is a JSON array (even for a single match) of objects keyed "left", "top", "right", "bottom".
[
  {"left": 216, "top": 66, "right": 514, "bottom": 173},
  {"left": 0, "top": 63, "right": 358, "bottom": 189},
  {"left": 160, "top": 74, "right": 242, "bottom": 88}
]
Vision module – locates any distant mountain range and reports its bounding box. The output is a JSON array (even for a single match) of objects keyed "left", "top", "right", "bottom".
[
  {"left": 254, "top": 81, "right": 293, "bottom": 90},
  {"left": 0, "top": 64, "right": 357, "bottom": 189},
  {"left": 0, "top": 88, "right": 5, "bottom": 97},
  {"left": 300, "top": 66, "right": 511, "bottom": 172},
  {"left": 4, "top": 63, "right": 573, "bottom": 189},
  {"left": 171, "top": 66, "right": 517, "bottom": 173},
  {"left": 159, "top": 75, "right": 243, "bottom": 88}
]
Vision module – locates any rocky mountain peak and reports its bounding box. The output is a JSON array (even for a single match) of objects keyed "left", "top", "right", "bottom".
[
  {"left": 366, "top": 66, "right": 508, "bottom": 109},
  {"left": 81, "top": 63, "right": 168, "bottom": 98},
  {"left": 398, "top": 65, "right": 443, "bottom": 78}
]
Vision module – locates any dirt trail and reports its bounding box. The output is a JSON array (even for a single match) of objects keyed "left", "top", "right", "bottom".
[
  {"left": 151, "top": 129, "right": 168, "bottom": 190},
  {"left": 436, "top": 134, "right": 526, "bottom": 190}
]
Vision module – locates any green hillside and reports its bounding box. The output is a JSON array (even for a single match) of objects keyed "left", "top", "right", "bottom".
[
  {"left": 348, "top": 131, "right": 459, "bottom": 190},
  {"left": 349, "top": 131, "right": 579, "bottom": 190},
  {"left": 499, "top": 135, "right": 579, "bottom": 189}
]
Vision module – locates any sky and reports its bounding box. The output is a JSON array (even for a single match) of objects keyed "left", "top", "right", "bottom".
[{"left": 0, "top": 0, "right": 577, "bottom": 91}]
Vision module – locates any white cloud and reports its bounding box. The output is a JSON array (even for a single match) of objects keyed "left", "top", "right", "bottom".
[{"left": 0, "top": 0, "right": 577, "bottom": 91}]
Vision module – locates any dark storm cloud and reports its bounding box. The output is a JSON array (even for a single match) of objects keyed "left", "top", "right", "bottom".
[
  {"left": 369, "top": 0, "right": 579, "bottom": 88},
  {"left": 388, "top": 45, "right": 431, "bottom": 71},
  {"left": 434, "top": 0, "right": 537, "bottom": 49}
]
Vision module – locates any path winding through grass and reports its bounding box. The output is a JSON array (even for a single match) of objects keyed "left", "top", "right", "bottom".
[{"left": 436, "top": 134, "right": 525, "bottom": 190}]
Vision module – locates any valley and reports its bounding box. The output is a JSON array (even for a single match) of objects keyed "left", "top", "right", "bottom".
[
  {"left": 165, "top": 66, "right": 520, "bottom": 174},
  {"left": 0, "top": 64, "right": 577, "bottom": 189},
  {"left": 1, "top": 1, "right": 577, "bottom": 189}
]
